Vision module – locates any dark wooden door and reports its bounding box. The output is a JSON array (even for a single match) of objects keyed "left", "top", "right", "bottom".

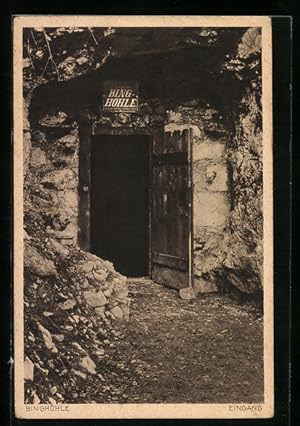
[{"left": 151, "top": 129, "right": 193, "bottom": 289}]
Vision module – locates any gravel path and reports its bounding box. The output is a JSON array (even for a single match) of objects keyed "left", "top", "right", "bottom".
[{"left": 80, "top": 278, "right": 264, "bottom": 404}]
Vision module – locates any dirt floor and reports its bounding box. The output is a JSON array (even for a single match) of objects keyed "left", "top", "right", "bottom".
[{"left": 69, "top": 278, "right": 264, "bottom": 404}]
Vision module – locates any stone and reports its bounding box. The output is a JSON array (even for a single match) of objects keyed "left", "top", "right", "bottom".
[
  {"left": 61, "top": 298, "right": 77, "bottom": 310},
  {"left": 103, "top": 260, "right": 115, "bottom": 273},
  {"left": 39, "top": 111, "right": 68, "bottom": 127},
  {"left": 83, "top": 290, "right": 107, "bottom": 308},
  {"left": 110, "top": 306, "right": 123, "bottom": 320},
  {"left": 48, "top": 223, "right": 77, "bottom": 242},
  {"left": 71, "top": 342, "right": 86, "bottom": 353},
  {"left": 30, "top": 147, "right": 47, "bottom": 168},
  {"left": 193, "top": 141, "right": 225, "bottom": 161},
  {"left": 57, "top": 134, "right": 78, "bottom": 148},
  {"left": 179, "top": 287, "right": 196, "bottom": 300},
  {"left": 24, "top": 229, "right": 31, "bottom": 240},
  {"left": 33, "top": 392, "right": 41, "bottom": 404},
  {"left": 193, "top": 278, "right": 218, "bottom": 294},
  {"left": 193, "top": 192, "right": 230, "bottom": 229},
  {"left": 72, "top": 369, "right": 87, "bottom": 379},
  {"left": 24, "top": 242, "right": 57, "bottom": 277},
  {"left": 40, "top": 169, "right": 76, "bottom": 191},
  {"left": 115, "top": 288, "right": 129, "bottom": 300},
  {"left": 94, "top": 348, "right": 105, "bottom": 357},
  {"left": 164, "top": 123, "right": 201, "bottom": 137},
  {"left": 53, "top": 334, "right": 64, "bottom": 342},
  {"left": 81, "top": 261, "right": 94, "bottom": 273},
  {"left": 49, "top": 238, "right": 69, "bottom": 257},
  {"left": 81, "top": 278, "right": 90, "bottom": 289},
  {"left": 38, "top": 323, "right": 58, "bottom": 353},
  {"left": 122, "top": 304, "right": 130, "bottom": 321},
  {"left": 95, "top": 306, "right": 106, "bottom": 317},
  {"left": 78, "top": 355, "right": 97, "bottom": 375},
  {"left": 238, "top": 27, "right": 261, "bottom": 58},
  {"left": 167, "top": 110, "right": 182, "bottom": 123},
  {"left": 103, "top": 288, "right": 113, "bottom": 298},
  {"left": 204, "top": 163, "right": 228, "bottom": 192},
  {"left": 59, "top": 191, "right": 78, "bottom": 214},
  {"left": 50, "top": 386, "right": 58, "bottom": 395},
  {"left": 24, "top": 357, "right": 34, "bottom": 381},
  {"left": 93, "top": 269, "right": 108, "bottom": 282}
]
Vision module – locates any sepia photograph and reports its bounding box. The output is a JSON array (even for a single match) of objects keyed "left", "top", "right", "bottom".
[{"left": 13, "top": 15, "right": 273, "bottom": 419}]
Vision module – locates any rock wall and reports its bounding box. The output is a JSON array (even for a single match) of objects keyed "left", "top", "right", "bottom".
[
  {"left": 29, "top": 96, "right": 231, "bottom": 294},
  {"left": 27, "top": 111, "right": 79, "bottom": 246},
  {"left": 29, "top": 88, "right": 262, "bottom": 306}
]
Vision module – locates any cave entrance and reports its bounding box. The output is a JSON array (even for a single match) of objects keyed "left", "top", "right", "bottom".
[
  {"left": 79, "top": 127, "right": 193, "bottom": 288},
  {"left": 90, "top": 135, "right": 150, "bottom": 277}
]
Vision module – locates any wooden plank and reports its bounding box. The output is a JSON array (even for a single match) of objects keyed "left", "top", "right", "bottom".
[
  {"left": 152, "top": 264, "right": 189, "bottom": 290},
  {"left": 152, "top": 152, "right": 188, "bottom": 165},
  {"left": 78, "top": 124, "right": 91, "bottom": 251},
  {"left": 151, "top": 130, "right": 192, "bottom": 289},
  {"left": 152, "top": 252, "right": 187, "bottom": 271},
  {"left": 187, "top": 128, "right": 194, "bottom": 288}
]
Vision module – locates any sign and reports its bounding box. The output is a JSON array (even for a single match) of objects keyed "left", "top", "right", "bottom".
[{"left": 103, "top": 81, "right": 138, "bottom": 112}]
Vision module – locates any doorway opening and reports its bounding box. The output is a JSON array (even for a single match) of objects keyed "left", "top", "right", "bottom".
[{"left": 90, "top": 135, "right": 150, "bottom": 277}]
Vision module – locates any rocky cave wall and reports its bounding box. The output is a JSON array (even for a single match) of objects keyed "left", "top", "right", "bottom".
[{"left": 28, "top": 95, "right": 232, "bottom": 296}]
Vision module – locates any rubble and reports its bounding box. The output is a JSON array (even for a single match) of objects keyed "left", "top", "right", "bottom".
[
  {"left": 24, "top": 216, "right": 129, "bottom": 404},
  {"left": 179, "top": 287, "right": 196, "bottom": 301}
]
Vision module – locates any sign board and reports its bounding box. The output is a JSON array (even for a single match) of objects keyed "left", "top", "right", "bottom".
[{"left": 103, "top": 81, "right": 138, "bottom": 112}]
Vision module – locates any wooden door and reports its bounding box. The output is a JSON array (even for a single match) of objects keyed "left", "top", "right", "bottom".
[{"left": 151, "top": 129, "right": 193, "bottom": 289}]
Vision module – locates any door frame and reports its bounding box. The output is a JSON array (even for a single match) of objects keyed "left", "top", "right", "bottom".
[
  {"left": 78, "top": 123, "right": 154, "bottom": 275},
  {"left": 78, "top": 123, "right": 194, "bottom": 288}
]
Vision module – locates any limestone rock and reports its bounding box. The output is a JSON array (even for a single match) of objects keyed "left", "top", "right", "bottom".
[
  {"left": 50, "top": 386, "right": 58, "bottom": 395},
  {"left": 193, "top": 278, "right": 218, "bottom": 294},
  {"left": 47, "top": 223, "right": 77, "bottom": 243},
  {"left": 193, "top": 141, "right": 225, "bottom": 161},
  {"left": 24, "top": 242, "right": 57, "bottom": 277},
  {"left": 93, "top": 269, "right": 108, "bottom": 282},
  {"left": 179, "top": 287, "right": 196, "bottom": 300},
  {"left": 24, "top": 357, "right": 34, "bottom": 381},
  {"left": 57, "top": 134, "right": 78, "bottom": 148},
  {"left": 80, "top": 278, "right": 90, "bottom": 289},
  {"left": 110, "top": 306, "right": 123, "bottom": 320},
  {"left": 78, "top": 355, "right": 97, "bottom": 375},
  {"left": 95, "top": 306, "right": 106, "bottom": 318},
  {"left": 61, "top": 298, "right": 77, "bottom": 310},
  {"left": 38, "top": 324, "right": 58, "bottom": 353},
  {"left": 40, "top": 169, "right": 76, "bottom": 191},
  {"left": 33, "top": 392, "right": 41, "bottom": 404},
  {"left": 49, "top": 238, "right": 69, "bottom": 257},
  {"left": 39, "top": 111, "right": 68, "bottom": 127},
  {"left": 72, "top": 369, "right": 87, "bottom": 379},
  {"left": 83, "top": 290, "right": 107, "bottom": 308},
  {"left": 53, "top": 334, "right": 64, "bottom": 342},
  {"left": 81, "top": 261, "right": 94, "bottom": 273},
  {"left": 24, "top": 229, "right": 31, "bottom": 240},
  {"left": 49, "top": 397, "right": 57, "bottom": 405},
  {"left": 205, "top": 163, "right": 228, "bottom": 192},
  {"left": 30, "top": 147, "right": 47, "bottom": 168}
]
